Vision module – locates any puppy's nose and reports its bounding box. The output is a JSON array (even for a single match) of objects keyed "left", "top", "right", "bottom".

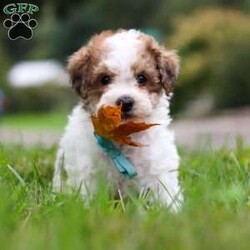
[{"left": 116, "top": 96, "right": 134, "bottom": 112}]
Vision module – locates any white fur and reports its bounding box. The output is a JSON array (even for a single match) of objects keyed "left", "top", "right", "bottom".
[
  {"left": 53, "top": 30, "right": 183, "bottom": 211},
  {"left": 53, "top": 98, "right": 182, "bottom": 210},
  {"left": 103, "top": 30, "right": 141, "bottom": 73}
]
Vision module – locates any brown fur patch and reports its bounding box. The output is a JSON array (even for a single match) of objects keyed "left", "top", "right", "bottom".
[
  {"left": 132, "top": 46, "right": 162, "bottom": 94},
  {"left": 67, "top": 30, "right": 113, "bottom": 111},
  {"left": 138, "top": 33, "right": 180, "bottom": 94}
]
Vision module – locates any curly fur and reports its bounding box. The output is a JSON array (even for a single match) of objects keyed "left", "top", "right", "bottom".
[{"left": 53, "top": 29, "right": 183, "bottom": 211}]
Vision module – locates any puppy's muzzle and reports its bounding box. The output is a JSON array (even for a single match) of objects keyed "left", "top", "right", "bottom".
[{"left": 116, "top": 96, "right": 134, "bottom": 113}]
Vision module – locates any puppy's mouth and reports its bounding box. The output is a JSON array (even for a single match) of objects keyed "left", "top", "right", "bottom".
[{"left": 121, "top": 112, "right": 135, "bottom": 120}]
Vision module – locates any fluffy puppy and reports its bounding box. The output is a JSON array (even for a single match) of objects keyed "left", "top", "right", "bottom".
[{"left": 53, "top": 29, "right": 183, "bottom": 210}]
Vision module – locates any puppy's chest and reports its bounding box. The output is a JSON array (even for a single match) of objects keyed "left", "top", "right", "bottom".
[
  {"left": 95, "top": 128, "right": 164, "bottom": 177},
  {"left": 119, "top": 133, "right": 156, "bottom": 176}
]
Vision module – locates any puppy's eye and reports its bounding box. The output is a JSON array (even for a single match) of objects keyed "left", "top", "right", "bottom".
[
  {"left": 136, "top": 74, "right": 147, "bottom": 86},
  {"left": 100, "top": 75, "right": 111, "bottom": 85}
]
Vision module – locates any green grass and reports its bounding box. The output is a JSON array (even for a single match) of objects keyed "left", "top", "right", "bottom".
[
  {"left": 1, "top": 112, "right": 68, "bottom": 130},
  {"left": 0, "top": 144, "right": 250, "bottom": 249}
]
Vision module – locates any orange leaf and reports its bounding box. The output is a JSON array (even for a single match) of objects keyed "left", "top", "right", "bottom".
[
  {"left": 114, "top": 121, "right": 159, "bottom": 136},
  {"left": 112, "top": 135, "right": 143, "bottom": 147},
  {"left": 91, "top": 105, "right": 159, "bottom": 146}
]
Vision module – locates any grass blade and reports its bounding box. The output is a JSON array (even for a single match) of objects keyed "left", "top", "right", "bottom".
[{"left": 7, "top": 164, "right": 26, "bottom": 186}]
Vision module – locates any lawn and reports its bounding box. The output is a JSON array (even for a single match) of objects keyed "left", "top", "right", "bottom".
[
  {"left": 0, "top": 143, "right": 250, "bottom": 250},
  {"left": 1, "top": 112, "right": 68, "bottom": 130}
]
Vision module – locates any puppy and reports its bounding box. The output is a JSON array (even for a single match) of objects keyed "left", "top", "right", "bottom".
[{"left": 53, "top": 29, "right": 183, "bottom": 210}]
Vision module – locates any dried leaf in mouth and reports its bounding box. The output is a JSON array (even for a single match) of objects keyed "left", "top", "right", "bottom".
[{"left": 91, "top": 105, "right": 159, "bottom": 147}]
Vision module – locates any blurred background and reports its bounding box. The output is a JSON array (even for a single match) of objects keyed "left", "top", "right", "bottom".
[{"left": 0, "top": 0, "right": 250, "bottom": 147}]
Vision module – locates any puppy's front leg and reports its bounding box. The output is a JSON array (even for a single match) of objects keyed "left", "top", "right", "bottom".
[
  {"left": 53, "top": 148, "right": 97, "bottom": 202},
  {"left": 53, "top": 148, "right": 66, "bottom": 192},
  {"left": 151, "top": 171, "right": 183, "bottom": 211}
]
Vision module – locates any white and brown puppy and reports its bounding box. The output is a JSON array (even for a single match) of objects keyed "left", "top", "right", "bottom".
[{"left": 53, "top": 29, "right": 182, "bottom": 210}]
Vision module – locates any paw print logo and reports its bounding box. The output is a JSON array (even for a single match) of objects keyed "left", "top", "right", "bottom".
[{"left": 3, "top": 13, "right": 38, "bottom": 40}]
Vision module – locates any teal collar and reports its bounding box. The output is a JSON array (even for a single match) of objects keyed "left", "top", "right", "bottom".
[{"left": 94, "top": 133, "right": 137, "bottom": 179}]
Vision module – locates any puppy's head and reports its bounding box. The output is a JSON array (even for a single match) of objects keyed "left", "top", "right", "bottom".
[{"left": 68, "top": 29, "right": 179, "bottom": 120}]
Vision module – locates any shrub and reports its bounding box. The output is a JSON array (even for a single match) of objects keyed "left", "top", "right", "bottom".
[
  {"left": 7, "top": 85, "right": 76, "bottom": 113},
  {"left": 167, "top": 9, "right": 250, "bottom": 113}
]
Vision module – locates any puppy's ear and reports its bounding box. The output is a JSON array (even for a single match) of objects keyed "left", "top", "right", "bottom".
[
  {"left": 67, "top": 47, "right": 90, "bottom": 95},
  {"left": 157, "top": 48, "right": 180, "bottom": 94}
]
